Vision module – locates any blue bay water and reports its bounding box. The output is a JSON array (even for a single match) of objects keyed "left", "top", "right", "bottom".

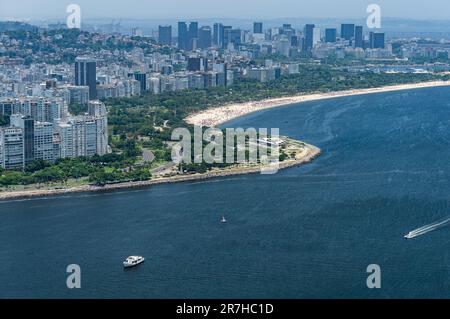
[{"left": 1, "top": 87, "right": 450, "bottom": 298}]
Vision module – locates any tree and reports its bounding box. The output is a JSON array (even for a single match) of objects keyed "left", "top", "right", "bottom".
[
  {"left": 33, "top": 166, "right": 65, "bottom": 184},
  {"left": 0, "top": 115, "right": 9, "bottom": 126},
  {"left": 128, "top": 168, "right": 151, "bottom": 181},
  {"left": 25, "top": 160, "right": 52, "bottom": 173},
  {"left": 124, "top": 139, "right": 141, "bottom": 158},
  {"left": 0, "top": 171, "right": 24, "bottom": 187}
]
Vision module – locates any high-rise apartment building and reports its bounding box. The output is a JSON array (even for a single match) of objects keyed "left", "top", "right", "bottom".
[
  {"left": 34, "top": 121, "right": 54, "bottom": 162},
  {"left": 0, "top": 127, "right": 24, "bottom": 170},
  {"left": 66, "top": 86, "right": 90, "bottom": 106},
  {"left": 10, "top": 114, "right": 34, "bottom": 165},
  {"left": 55, "top": 102, "right": 108, "bottom": 160},
  {"left": 88, "top": 101, "right": 108, "bottom": 156}
]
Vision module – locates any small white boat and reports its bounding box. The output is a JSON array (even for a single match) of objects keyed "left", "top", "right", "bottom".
[
  {"left": 123, "top": 256, "right": 145, "bottom": 268},
  {"left": 404, "top": 218, "right": 450, "bottom": 240},
  {"left": 404, "top": 233, "right": 415, "bottom": 239},
  {"left": 221, "top": 216, "right": 227, "bottom": 223}
]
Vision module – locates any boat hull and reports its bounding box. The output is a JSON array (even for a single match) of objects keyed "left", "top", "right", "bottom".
[{"left": 123, "top": 259, "right": 145, "bottom": 268}]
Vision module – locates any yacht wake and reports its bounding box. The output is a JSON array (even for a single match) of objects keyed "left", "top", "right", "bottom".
[{"left": 405, "top": 218, "right": 450, "bottom": 239}]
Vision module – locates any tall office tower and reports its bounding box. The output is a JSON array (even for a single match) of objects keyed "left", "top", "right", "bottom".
[
  {"left": 75, "top": 57, "right": 97, "bottom": 100},
  {"left": 187, "top": 57, "right": 208, "bottom": 72},
  {"left": 325, "top": 28, "right": 337, "bottom": 43},
  {"left": 34, "top": 121, "right": 54, "bottom": 162},
  {"left": 188, "top": 22, "right": 199, "bottom": 50},
  {"left": 303, "top": 24, "right": 315, "bottom": 52},
  {"left": 2, "top": 100, "right": 24, "bottom": 116},
  {"left": 253, "top": 22, "right": 263, "bottom": 34},
  {"left": 213, "top": 23, "right": 224, "bottom": 46},
  {"left": 312, "top": 27, "right": 321, "bottom": 47},
  {"left": 178, "top": 21, "right": 198, "bottom": 50},
  {"left": 213, "top": 62, "right": 228, "bottom": 87},
  {"left": 281, "top": 24, "right": 294, "bottom": 39},
  {"left": 354, "top": 26, "right": 363, "bottom": 48},
  {"left": 10, "top": 114, "right": 34, "bottom": 166},
  {"left": 198, "top": 26, "right": 212, "bottom": 49},
  {"left": 158, "top": 25, "right": 172, "bottom": 46},
  {"left": 128, "top": 72, "right": 147, "bottom": 94},
  {"left": 341, "top": 24, "right": 355, "bottom": 41},
  {"left": 276, "top": 37, "right": 291, "bottom": 57},
  {"left": 369, "top": 32, "right": 385, "bottom": 49},
  {"left": 0, "top": 127, "right": 24, "bottom": 170},
  {"left": 178, "top": 22, "right": 188, "bottom": 50},
  {"left": 223, "top": 28, "right": 242, "bottom": 49},
  {"left": 0, "top": 100, "right": 14, "bottom": 116},
  {"left": 231, "top": 29, "right": 243, "bottom": 48},
  {"left": 221, "top": 26, "right": 231, "bottom": 48}
]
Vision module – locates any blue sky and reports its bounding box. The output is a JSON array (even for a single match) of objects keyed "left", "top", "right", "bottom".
[{"left": 1, "top": 0, "right": 450, "bottom": 20}]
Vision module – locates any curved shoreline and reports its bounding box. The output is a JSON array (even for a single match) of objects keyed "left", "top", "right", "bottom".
[
  {"left": 4, "top": 80, "right": 447, "bottom": 201},
  {"left": 0, "top": 144, "right": 321, "bottom": 201},
  {"left": 185, "top": 81, "right": 450, "bottom": 127}
]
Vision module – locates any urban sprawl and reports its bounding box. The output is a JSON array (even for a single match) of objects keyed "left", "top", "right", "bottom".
[{"left": 1, "top": 20, "right": 450, "bottom": 171}]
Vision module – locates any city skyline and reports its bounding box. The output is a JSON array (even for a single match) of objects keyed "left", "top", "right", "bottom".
[{"left": 1, "top": 0, "right": 450, "bottom": 20}]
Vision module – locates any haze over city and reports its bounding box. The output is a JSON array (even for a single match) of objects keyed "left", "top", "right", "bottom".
[{"left": 1, "top": 0, "right": 450, "bottom": 20}]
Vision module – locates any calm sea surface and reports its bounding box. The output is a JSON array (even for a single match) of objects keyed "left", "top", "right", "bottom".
[{"left": 1, "top": 87, "right": 450, "bottom": 298}]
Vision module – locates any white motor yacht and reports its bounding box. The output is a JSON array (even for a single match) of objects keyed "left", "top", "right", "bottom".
[{"left": 123, "top": 256, "right": 145, "bottom": 268}]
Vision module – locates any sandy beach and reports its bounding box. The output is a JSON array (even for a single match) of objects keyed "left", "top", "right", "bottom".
[{"left": 185, "top": 81, "right": 450, "bottom": 127}]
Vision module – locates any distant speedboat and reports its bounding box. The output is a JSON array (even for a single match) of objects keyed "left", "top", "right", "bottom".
[
  {"left": 404, "top": 218, "right": 450, "bottom": 240},
  {"left": 221, "top": 216, "right": 227, "bottom": 224},
  {"left": 404, "top": 233, "right": 415, "bottom": 240},
  {"left": 123, "top": 256, "right": 145, "bottom": 268}
]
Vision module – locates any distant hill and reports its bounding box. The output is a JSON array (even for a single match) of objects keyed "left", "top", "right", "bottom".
[{"left": 0, "top": 21, "right": 38, "bottom": 32}]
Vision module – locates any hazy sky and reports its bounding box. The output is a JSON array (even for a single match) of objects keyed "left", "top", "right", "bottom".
[{"left": 1, "top": 0, "right": 450, "bottom": 20}]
